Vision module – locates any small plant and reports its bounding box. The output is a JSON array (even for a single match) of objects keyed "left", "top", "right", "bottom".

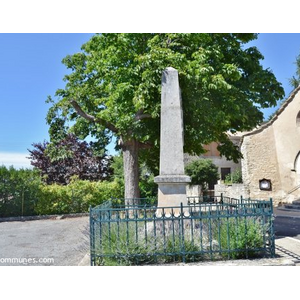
[
  {"left": 225, "top": 169, "right": 243, "bottom": 184},
  {"left": 217, "top": 217, "right": 265, "bottom": 259},
  {"left": 94, "top": 219, "right": 205, "bottom": 266}
]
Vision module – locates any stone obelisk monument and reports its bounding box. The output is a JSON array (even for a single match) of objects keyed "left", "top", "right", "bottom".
[{"left": 154, "top": 67, "right": 191, "bottom": 215}]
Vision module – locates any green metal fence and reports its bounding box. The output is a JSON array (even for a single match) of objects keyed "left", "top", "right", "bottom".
[{"left": 89, "top": 197, "right": 275, "bottom": 266}]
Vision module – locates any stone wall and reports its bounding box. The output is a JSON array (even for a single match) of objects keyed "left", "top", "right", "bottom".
[
  {"left": 186, "top": 185, "right": 202, "bottom": 197},
  {"left": 241, "top": 125, "right": 282, "bottom": 203},
  {"left": 240, "top": 87, "right": 300, "bottom": 205},
  {"left": 214, "top": 184, "right": 250, "bottom": 200}
]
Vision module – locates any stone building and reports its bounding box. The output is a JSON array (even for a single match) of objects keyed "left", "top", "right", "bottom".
[{"left": 215, "top": 85, "right": 300, "bottom": 205}]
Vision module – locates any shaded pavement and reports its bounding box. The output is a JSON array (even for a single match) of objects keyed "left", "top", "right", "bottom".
[{"left": 272, "top": 207, "right": 300, "bottom": 265}]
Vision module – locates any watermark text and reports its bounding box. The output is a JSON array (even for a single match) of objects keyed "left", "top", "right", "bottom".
[{"left": 0, "top": 257, "right": 54, "bottom": 265}]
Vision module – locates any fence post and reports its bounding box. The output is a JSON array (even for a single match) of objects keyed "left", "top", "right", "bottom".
[
  {"left": 269, "top": 198, "right": 276, "bottom": 257},
  {"left": 89, "top": 205, "right": 94, "bottom": 266},
  {"left": 180, "top": 203, "right": 186, "bottom": 263}
]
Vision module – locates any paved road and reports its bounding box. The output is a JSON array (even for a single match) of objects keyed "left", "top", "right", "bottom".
[
  {"left": 274, "top": 217, "right": 300, "bottom": 239},
  {"left": 274, "top": 207, "right": 300, "bottom": 239},
  {"left": 0, "top": 216, "right": 89, "bottom": 266}
]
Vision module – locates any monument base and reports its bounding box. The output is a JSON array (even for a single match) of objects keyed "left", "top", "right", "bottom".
[{"left": 154, "top": 175, "right": 191, "bottom": 216}]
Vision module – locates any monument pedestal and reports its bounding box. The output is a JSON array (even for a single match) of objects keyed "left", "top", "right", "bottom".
[{"left": 154, "top": 175, "right": 191, "bottom": 216}]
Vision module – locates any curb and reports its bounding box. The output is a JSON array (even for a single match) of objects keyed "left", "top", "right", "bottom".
[
  {"left": 0, "top": 213, "right": 89, "bottom": 223},
  {"left": 86, "top": 256, "right": 295, "bottom": 267},
  {"left": 274, "top": 214, "right": 300, "bottom": 219},
  {"left": 149, "top": 257, "right": 296, "bottom": 266},
  {"left": 273, "top": 207, "right": 300, "bottom": 219}
]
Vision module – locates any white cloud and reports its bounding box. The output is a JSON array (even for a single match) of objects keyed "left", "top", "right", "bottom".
[{"left": 0, "top": 152, "right": 32, "bottom": 169}]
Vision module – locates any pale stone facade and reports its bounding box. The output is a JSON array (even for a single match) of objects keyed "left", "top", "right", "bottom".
[{"left": 240, "top": 86, "right": 300, "bottom": 204}]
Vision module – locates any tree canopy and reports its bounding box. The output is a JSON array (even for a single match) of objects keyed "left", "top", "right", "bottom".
[
  {"left": 47, "top": 33, "right": 285, "bottom": 198},
  {"left": 289, "top": 53, "right": 300, "bottom": 89},
  {"left": 28, "top": 134, "right": 112, "bottom": 185}
]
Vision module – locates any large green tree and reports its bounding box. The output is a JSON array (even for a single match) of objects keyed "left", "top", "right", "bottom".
[
  {"left": 47, "top": 33, "right": 284, "bottom": 202},
  {"left": 289, "top": 53, "right": 300, "bottom": 89}
]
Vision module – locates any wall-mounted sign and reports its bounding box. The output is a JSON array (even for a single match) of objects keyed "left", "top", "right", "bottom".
[{"left": 259, "top": 178, "right": 272, "bottom": 191}]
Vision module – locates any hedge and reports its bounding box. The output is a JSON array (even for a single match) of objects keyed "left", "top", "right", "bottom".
[
  {"left": 0, "top": 166, "right": 123, "bottom": 217},
  {"left": 35, "top": 179, "right": 123, "bottom": 215}
]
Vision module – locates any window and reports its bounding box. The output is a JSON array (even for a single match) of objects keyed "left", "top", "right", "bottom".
[
  {"left": 296, "top": 111, "right": 300, "bottom": 127},
  {"left": 221, "top": 168, "right": 231, "bottom": 181}
]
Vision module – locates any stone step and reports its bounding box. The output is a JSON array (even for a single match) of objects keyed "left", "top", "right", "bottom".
[
  {"left": 292, "top": 199, "right": 300, "bottom": 205},
  {"left": 284, "top": 204, "right": 300, "bottom": 210},
  {"left": 278, "top": 199, "right": 300, "bottom": 211}
]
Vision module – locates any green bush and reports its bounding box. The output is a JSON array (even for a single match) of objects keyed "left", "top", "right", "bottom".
[
  {"left": 0, "top": 165, "right": 124, "bottom": 217},
  {"left": 35, "top": 178, "right": 123, "bottom": 215},
  {"left": 218, "top": 217, "right": 265, "bottom": 259},
  {"left": 139, "top": 174, "right": 157, "bottom": 199},
  {"left": 185, "top": 159, "right": 219, "bottom": 188}
]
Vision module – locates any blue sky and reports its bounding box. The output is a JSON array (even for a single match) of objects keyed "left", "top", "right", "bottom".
[
  {"left": 0, "top": 34, "right": 94, "bottom": 168},
  {"left": 1, "top": 33, "right": 300, "bottom": 168}
]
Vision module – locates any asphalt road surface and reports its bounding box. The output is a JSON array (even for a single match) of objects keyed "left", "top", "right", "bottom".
[
  {"left": 274, "top": 207, "right": 300, "bottom": 240},
  {"left": 0, "top": 216, "right": 89, "bottom": 266}
]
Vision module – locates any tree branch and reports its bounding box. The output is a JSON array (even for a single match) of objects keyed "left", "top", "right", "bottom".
[
  {"left": 137, "top": 141, "right": 153, "bottom": 149},
  {"left": 70, "top": 100, "right": 118, "bottom": 133},
  {"left": 134, "top": 109, "right": 152, "bottom": 121},
  {"left": 118, "top": 137, "right": 153, "bottom": 150}
]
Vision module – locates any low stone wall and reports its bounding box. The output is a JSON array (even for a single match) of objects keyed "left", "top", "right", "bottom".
[
  {"left": 186, "top": 185, "right": 202, "bottom": 197},
  {"left": 214, "top": 184, "right": 250, "bottom": 200}
]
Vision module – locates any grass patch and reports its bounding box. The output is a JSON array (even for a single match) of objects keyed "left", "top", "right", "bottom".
[{"left": 91, "top": 211, "right": 272, "bottom": 265}]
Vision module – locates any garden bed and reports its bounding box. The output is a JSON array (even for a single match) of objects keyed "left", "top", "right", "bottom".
[{"left": 90, "top": 197, "right": 275, "bottom": 266}]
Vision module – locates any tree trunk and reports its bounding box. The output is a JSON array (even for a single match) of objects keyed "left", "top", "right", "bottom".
[{"left": 122, "top": 139, "right": 140, "bottom": 206}]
